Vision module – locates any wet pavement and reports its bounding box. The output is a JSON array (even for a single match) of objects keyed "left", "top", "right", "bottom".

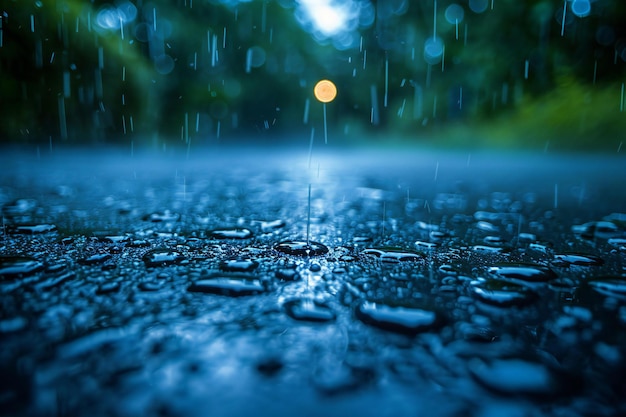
[{"left": 1, "top": 146, "right": 625, "bottom": 417}]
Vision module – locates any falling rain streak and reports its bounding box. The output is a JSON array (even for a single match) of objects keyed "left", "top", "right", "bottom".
[
  {"left": 433, "top": 0, "right": 437, "bottom": 38},
  {"left": 308, "top": 128, "right": 314, "bottom": 169},
  {"left": 184, "top": 113, "right": 189, "bottom": 144},
  {"left": 554, "top": 184, "right": 559, "bottom": 209},
  {"left": 322, "top": 104, "right": 328, "bottom": 144},
  {"left": 306, "top": 184, "right": 311, "bottom": 246},
  {"left": 57, "top": 96, "right": 67, "bottom": 141},
  {"left": 441, "top": 46, "right": 445, "bottom": 71},
  {"left": 593, "top": 60, "right": 597, "bottom": 84},
  {"left": 303, "top": 98, "right": 310, "bottom": 124},
  {"left": 381, "top": 201, "right": 386, "bottom": 237},
  {"left": 63, "top": 72, "right": 70, "bottom": 98},
  {"left": 384, "top": 58, "right": 389, "bottom": 108},
  {"left": 561, "top": 0, "right": 567, "bottom": 36},
  {"left": 524, "top": 60, "right": 529, "bottom": 79},
  {"left": 211, "top": 34, "right": 218, "bottom": 67},
  {"left": 370, "top": 85, "right": 379, "bottom": 125}
]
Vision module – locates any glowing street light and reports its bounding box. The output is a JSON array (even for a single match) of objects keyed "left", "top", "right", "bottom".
[
  {"left": 313, "top": 79, "right": 337, "bottom": 144},
  {"left": 314, "top": 79, "right": 337, "bottom": 103}
]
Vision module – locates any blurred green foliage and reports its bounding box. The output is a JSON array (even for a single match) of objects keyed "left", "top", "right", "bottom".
[{"left": 0, "top": 0, "right": 624, "bottom": 150}]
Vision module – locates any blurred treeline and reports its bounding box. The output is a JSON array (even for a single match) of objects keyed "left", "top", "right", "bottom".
[{"left": 1, "top": 0, "right": 625, "bottom": 150}]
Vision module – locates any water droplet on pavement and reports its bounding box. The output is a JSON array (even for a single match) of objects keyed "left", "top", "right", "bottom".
[
  {"left": 78, "top": 253, "right": 112, "bottom": 265},
  {"left": 488, "top": 263, "right": 557, "bottom": 283},
  {"left": 572, "top": 221, "right": 621, "bottom": 240},
  {"left": 470, "top": 279, "right": 537, "bottom": 307},
  {"left": 209, "top": 228, "right": 253, "bottom": 239},
  {"left": 96, "top": 281, "right": 121, "bottom": 294},
  {"left": 0, "top": 256, "right": 45, "bottom": 280},
  {"left": 220, "top": 258, "right": 259, "bottom": 272},
  {"left": 143, "top": 249, "right": 186, "bottom": 267},
  {"left": 136, "top": 281, "right": 162, "bottom": 292},
  {"left": 274, "top": 240, "right": 329, "bottom": 256},
  {"left": 0, "top": 316, "right": 28, "bottom": 333},
  {"left": 187, "top": 275, "right": 266, "bottom": 296},
  {"left": 469, "top": 358, "right": 580, "bottom": 397},
  {"left": 9, "top": 224, "right": 57, "bottom": 234},
  {"left": 355, "top": 301, "right": 443, "bottom": 334},
  {"left": 553, "top": 253, "right": 604, "bottom": 267},
  {"left": 363, "top": 247, "right": 422, "bottom": 262},
  {"left": 275, "top": 268, "right": 300, "bottom": 281},
  {"left": 472, "top": 245, "right": 507, "bottom": 254},
  {"left": 589, "top": 277, "right": 626, "bottom": 301},
  {"left": 283, "top": 298, "right": 336, "bottom": 322}
]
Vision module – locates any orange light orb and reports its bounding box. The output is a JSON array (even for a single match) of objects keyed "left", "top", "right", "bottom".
[{"left": 313, "top": 80, "right": 337, "bottom": 103}]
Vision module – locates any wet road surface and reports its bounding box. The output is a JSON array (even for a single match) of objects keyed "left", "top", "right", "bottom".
[{"left": 1, "top": 147, "right": 626, "bottom": 417}]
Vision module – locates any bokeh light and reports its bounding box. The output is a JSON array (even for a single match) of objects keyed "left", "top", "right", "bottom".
[
  {"left": 314, "top": 80, "right": 338, "bottom": 103},
  {"left": 469, "top": 0, "right": 488, "bottom": 14},
  {"left": 95, "top": 1, "right": 137, "bottom": 31},
  {"left": 571, "top": 0, "right": 591, "bottom": 18},
  {"left": 154, "top": 54, "right": 175, "bottom": 75},
  {"left": 595, "top": 26, "right": 615, "bottom": 46},
  {"left": 245, "top": 46, "right": 266, "bottom": 73},
  {"left": 424, "top": 36, "right": 444, "bottom": 65},
  {"left": 445, "top": 4, "right": 465, "bottom": 24},
  {"left": 295, "top": 0, "right": 373, "bottom": 50},
  {"left": 303, "top": 1, "right": 348, "bottom": 37}
]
